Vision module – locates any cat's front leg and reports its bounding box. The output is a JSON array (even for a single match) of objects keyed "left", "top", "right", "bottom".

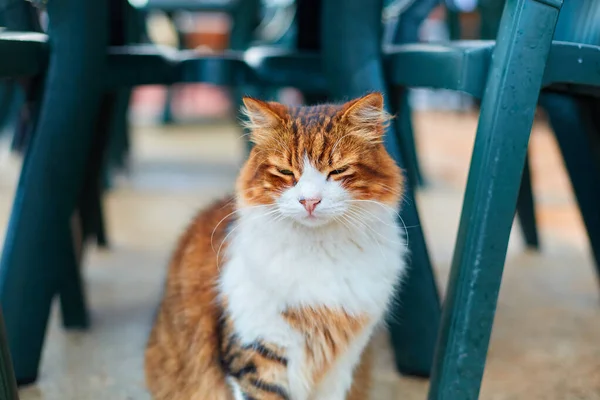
[
  {"left": 311, "top": 327, "right": 374, "bottom": 400},
  {"left": 311, "top": 365, "right": 354, "bottom": 400},
  {"left": 286, "top": 341, "right": 313, "bottom": 400},
  {"left": 282, "top": 308, "right": 373, "bottom": 400}
]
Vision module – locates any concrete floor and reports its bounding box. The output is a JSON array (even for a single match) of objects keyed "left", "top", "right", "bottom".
[{"left": 0, "top": 111, "right": 598, "bottom": 399}]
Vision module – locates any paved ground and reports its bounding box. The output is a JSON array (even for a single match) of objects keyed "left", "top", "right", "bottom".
[{"left": 0, "top": 111, "right": 596, "bottom": 399}]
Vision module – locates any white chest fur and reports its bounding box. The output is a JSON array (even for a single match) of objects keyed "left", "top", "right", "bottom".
[{"left": 219, "top": 206, "right": 407, "bottom": 348}]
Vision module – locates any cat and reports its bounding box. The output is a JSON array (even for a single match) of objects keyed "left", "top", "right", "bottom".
[{"left": 144, "top": 92, "right": 407, "bottom": 400}]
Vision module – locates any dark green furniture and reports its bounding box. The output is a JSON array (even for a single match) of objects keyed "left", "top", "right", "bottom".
[
  {"left": 0, "top": 0, "right": 441, "bottom": 384},
  {"left": 132, "top": 0, "right": 262, "bottom": 124},
  {"left": 476, "top": 0, "right": 600, "bottom": 283},
  {"left": 537, "top": 0, "right": 600, "bottom": 287},
  {"left": 3, "top": 1, "right": 598, "bottom": 399},
  {"left": 445, "top": 0, "right": 541, "bottom": 251},
  {"left": 0, "top": 0, "right": 108, "bottom": 384},
  {"left": 0, "top": 309, "right": 17, "bottom": 400},
  {"left": 387, "top": 0, "right": 600, "bottom": 398},
  {"left": 385, "top": 0, "right": 435, "bottom": 189}
]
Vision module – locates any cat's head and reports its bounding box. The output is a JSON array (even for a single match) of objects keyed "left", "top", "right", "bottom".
[{"left": 237, "top": 93, "right": 403, "bottom": 227}]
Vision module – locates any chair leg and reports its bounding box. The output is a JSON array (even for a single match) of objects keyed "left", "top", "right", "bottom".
[
  {"left": 161, "top": 86, "right": 175, "bottom": 125},
  {"left": 386, "top": 182, "right": 441, "bottom": 377},
  {"left": 0, "top": 82, "right": 18, "bottom": 134},
  {"left": 91, "top": 190, "right": 109, "bottom": 248},
  {"left": 58, "top": 218, "right": 90, "bottom": 330},
  {"left": 515, "top": 153, "right": 540, "bottom": 249},
  {"left": 539, "top": 93, "right": 600, "bottom": 286},
  {"left": 0, "top": 308, "right": 18, "bottom": 400},
  {"left": 389, "top": 87, "right": 425, "bottom": 190},
  {"left": 400, "top": 91, "right": 425, "bottom": 188},
  {"left": 60, "top": 92, "right": 117, "bottom": 329},
  {"left": 322, "top": 0, "right": 441, "bottom": 377},
  {"left": 107, "top": 89, "right": 131, "bottom": 169},
  {"left": 428, "top": 1, "right": 561, "bottom": 399},
  {"left": 0, "top": 0, "right": 108, "bottom": 383}
]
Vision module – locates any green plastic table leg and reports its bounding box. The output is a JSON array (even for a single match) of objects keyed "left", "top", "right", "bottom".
[
  {"left": 0, "top": 0, "right": 108, "bottom": 384},
  {"left": 0, "top": 309, "right": 18, "bottom": 400},
  {"left": 428, "top": 1, "right": 562, "bottom": 399},
  {"left": 323, "top": 0, "right": 441, "bottom": 377},
  {"left": 516, "top": 154, "right": 539, "bottom": 249},
  {"left": 540, "top": 93, "right": 600, "bottom": 286}
]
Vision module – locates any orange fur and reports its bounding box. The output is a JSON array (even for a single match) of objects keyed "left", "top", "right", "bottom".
[
  {"left": 145, "top": 198, "right": 235, "bottom": 400},
  {"left": 283, "top": 308, "right": 370, "bottom": 387},
  {"left": 220, "top": 304, "right": 290, "bottom": 399},
  {"left": 238, "top": 93, "right": 402, "bottom": 208},
  {"left": 145, "top": 93, "right": 401, "bottom": 400}
]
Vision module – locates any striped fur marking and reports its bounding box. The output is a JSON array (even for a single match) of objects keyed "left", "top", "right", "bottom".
[{"left": 220, "top": 315, "right": 290, "bottom": 400}]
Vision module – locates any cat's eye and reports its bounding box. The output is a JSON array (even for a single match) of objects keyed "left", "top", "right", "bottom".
[
  {"left": 328, "top": 166, "right": 349, "bottom": 179},
  {"left": 278, "top": 169, "right": 294, "bottom": 176}
]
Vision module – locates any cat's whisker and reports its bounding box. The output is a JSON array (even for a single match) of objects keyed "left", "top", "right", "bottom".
[
  {"left": 330, "top": 133, "right": 355, "bottom": 155},
  {"left": 344, "top": 199, "right": 400, "bottom": 217},
  {"left": 345, "top": 207, "right": 397, "bottom": 231},
  {"left": 376, "top": 182, "right": 402, "bottom": 196},
  {"left": 333, "top": 216, "right": 355, "bottom": 236},
  {"left": 342, "top": 213, "right": 386, "bottom": 260},
  {"left": 211, "top": 209, "right": 242, "bottom": 254},
  {"left": 346, "top": 206, "right": 409, "bottom": 234},
  {"left": 344, "top": 211, "right": 398, "bottom": 252},
  {"left": 236, "top": 131, "right": 252, "bottom": 143},
  {"left": 215, "top": 213, "right": 262, "bottom": 268},
  {"left": 210, "top": 203, "right": 276, "bottom": 253},
  {"left": 344, "top": 199, "right": 411, "bottom": 248},
  {"left": 347, "top": 208, "right": 407, "bottom": 249},
  {"left": 338, "top": 214, "right": 379, "bottom": 249}
]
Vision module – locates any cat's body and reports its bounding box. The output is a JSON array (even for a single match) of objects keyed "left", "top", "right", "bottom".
[{"left": 145, "top": 93, "right": 407, "bottom": 400}]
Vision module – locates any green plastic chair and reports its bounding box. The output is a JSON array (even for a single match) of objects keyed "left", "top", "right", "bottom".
[
  {"left": 446, "top": 0, "right": 541, "bottom": 251},
  {"left": 537, "top": 0, "right": 600, "bottom": 287},
  {"left": 386, "top": 0, "right": 600, "bottom": 397},
  {"left": 0, "top": 3, "right": 47, "bottom": 396},
  {"left": 476, "top": 0, "right": 600, "bottom": 281},
  {"left": 385, "top": 0, "right": 435, "bottom": 189},
  {"left": 0, "top": 0, "right": 110, "bottom": 384}
]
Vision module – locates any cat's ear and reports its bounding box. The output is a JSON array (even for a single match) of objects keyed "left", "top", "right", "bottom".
[
  {"left": 339, "top": 92, "right": 390, "bottom": 143},
  {"left": 241, "top": 97, "right": 287, "bottom": 144}
]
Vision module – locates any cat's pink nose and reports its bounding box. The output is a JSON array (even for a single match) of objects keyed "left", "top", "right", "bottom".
[{"left": 299, "top": 198, "right": 321, "bottom": 215}]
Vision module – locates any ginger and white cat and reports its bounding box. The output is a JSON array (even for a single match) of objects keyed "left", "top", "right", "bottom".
[{"left": 145, "top": 92, "right": 407, "bottom": 400}]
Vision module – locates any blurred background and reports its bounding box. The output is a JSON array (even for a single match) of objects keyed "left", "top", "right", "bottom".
[{"left": 1, "top": 0, "right": 599, "bottom": 399}]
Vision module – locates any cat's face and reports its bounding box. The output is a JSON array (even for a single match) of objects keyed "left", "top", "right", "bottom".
[{"left": 237, "top": 93, "right": 403, "bottom": 227}]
